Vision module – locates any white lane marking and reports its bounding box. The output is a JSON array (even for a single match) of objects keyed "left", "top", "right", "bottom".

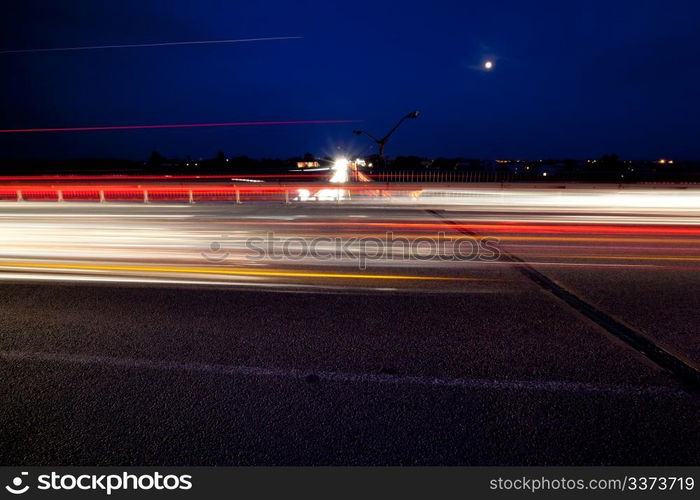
[{"left": 0, "top": 350, "right": 687, "bottom": 397}]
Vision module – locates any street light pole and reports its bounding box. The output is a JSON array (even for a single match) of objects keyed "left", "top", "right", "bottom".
[{"left": 353, "top": 110, "right": 420, "bottom": 159}]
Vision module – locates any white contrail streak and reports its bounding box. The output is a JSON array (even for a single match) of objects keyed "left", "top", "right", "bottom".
[{"left": 0, "top": 36, "right": 302, "bottom": 54}]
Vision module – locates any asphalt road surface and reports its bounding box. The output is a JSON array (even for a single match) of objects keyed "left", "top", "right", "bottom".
[{"left": 1, "top": 194, "right": 699, "bottom": 465}]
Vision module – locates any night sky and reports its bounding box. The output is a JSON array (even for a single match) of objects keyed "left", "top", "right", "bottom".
[{"left": 1, "top": 0, "right": 699, "bottom": 160}]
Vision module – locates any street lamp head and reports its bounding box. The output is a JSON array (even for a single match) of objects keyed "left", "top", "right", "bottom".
[{"left": 407, "top": 110, "right": 420, "bottom": 119}]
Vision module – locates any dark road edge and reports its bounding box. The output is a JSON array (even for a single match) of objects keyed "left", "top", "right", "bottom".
[{"left": 427, "top": 209, "right": 700, "bottom": 393}]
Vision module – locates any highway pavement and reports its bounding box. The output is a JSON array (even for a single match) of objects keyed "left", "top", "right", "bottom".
[{"left": 0, "top": 193, "right": 698, "bottom": 465}]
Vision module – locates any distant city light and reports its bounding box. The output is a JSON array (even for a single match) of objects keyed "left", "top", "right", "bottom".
[{"left": 296, "top": 161, "right": 321, "bottom": 169}]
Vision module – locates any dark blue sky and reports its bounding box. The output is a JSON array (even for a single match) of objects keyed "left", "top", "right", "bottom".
[{"left": 1, "top": 0, "right": 699, "bottom": 160}]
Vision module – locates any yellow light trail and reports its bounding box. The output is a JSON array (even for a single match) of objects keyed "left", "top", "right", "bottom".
[{"left": 0, "top": 261, "right": 490, "bottom": 281}]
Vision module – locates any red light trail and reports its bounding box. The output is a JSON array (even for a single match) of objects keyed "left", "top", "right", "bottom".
[{"left": 0, "top": 119, "right": 360, "bottom": 134}]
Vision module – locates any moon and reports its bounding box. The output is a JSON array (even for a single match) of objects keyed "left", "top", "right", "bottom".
[{"left": 484, "top": 60, "right": 494, "bottom": 70}]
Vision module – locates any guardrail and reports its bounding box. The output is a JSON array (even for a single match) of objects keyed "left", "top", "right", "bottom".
[
  {"left": 1, "top": 181, "right": 698, "bottom": 204},
  {"left": 1, "top": 186, "right": 275, "bottom": 203},
  {"left": 0, "top": 185, "right": 413, "bottom": 204}
]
